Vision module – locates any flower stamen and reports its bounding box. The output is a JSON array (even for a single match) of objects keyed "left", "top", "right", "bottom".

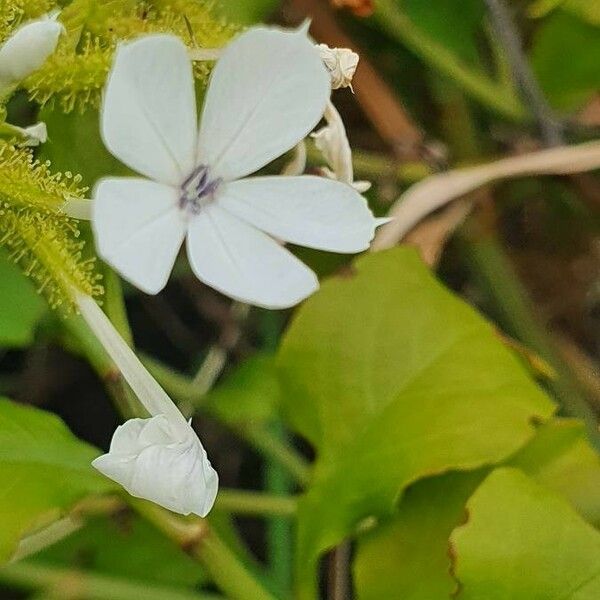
[{"left": 179, "top": 164, "right": 221, "bottom": 215}]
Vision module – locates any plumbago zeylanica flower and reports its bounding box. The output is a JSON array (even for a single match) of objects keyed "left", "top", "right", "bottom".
[
  {"left": 92, "top": 26, "right": 382, "bottom": 308},
  {"left": 76, "top": 293, "right": 218, "bottom": 517}
]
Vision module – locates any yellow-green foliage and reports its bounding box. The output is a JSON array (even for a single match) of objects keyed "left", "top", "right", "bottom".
[
  {"left": 0, "top": 143, "right": 85, "bottom": 213},
  {"left": 0, "top": 0, "right": 58, "bottom": 43},
  {"left": 0, "top": 143, "right": 103, "bottom": 310},
  {"left": 23, "top": 0, "right": 238, "bottom": 112},
  {"left": 0, "top": 2, "right": 19, "bottom": 43}
]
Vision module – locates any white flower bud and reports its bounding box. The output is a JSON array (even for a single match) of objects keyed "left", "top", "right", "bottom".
[
  {"left": 312, "top": 101, "right": 373, "bottom": 192},
  {"left": 92, "top": 415, "right": 218, "bottom": 517},
  {"left": 0, "top": 18, "right": 63, "bottom": 90},
  {"left": 317, "top": 44, "right": 359, "bottom": 90}
]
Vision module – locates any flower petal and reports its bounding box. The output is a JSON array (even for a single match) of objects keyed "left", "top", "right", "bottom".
[
  {"left": 101, "top": 35, "right": 197, "bottom": 186},
  {"left": 218, "top": 176, "right": 377, "bottom": 253},
  {"left": 197, "top": 26, "right": 330, "bottom": 181},
  {"left": 93, "top": 178, "right": 186, "bottom": 295},
  {"left": 93, "top": 415, "right": 218, "bottom": 517},
  {"left": 0, "top": 18, "right": 63, "bottom": 89},
  {"left": 186, "top": 206, "right": 318, "bottom": 309}
]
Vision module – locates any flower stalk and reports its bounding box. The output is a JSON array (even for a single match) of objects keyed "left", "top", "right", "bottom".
[{"left": 133, "top": 500, "right": 278, "bottom": 600}]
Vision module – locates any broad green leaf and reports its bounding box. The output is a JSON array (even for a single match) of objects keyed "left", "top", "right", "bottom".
[
  {"left": 531, "top": 11, "right": 600, "bottom": 110},
  {"left": 354, "top": 471, "right": 483, "bottom": 600},
  {"left": 451, "top": 468, "right": 600, "bottom": 599},
  {"left": 0, "top": 398, "right": 115, "bottom": 563},
  {"left": 204, "top": 354, "right": 279, "bottom": 425},
  {"left": 0, "top": 251, "right": 45, "bottom": 347},
  {"left": 510, "top": 418, "right": 600, "bottom": 526},
  {"left": 36, "top": 515, "right": 205, "bottom": 588},
  {"left": 277, "top": 248, "right": 554, "bottom": 590},
  {"left": 353, "top": 418, "right": 600, "bottom": 599}
]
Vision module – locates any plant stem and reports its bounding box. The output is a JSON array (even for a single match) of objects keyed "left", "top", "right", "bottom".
[
  {"left": 374, "top": 0, "right": 526, "bottom": 120},
  {"left": 305, "top": 140, "right": 431, "bottom": 184},
  {"left": 133, "top": 501, "right": 277, "bottom": 600},
  {"left": 11, "top": 517, "right": 84, "bottom": 563},
  {"left": 260, "top": 310, "right": 293, "bottom": 597},
  {"left": 215, "top": 490, "right": 297, "bottom": 517},
  {"left": 0, "top": 561, "right": 222, "bottom": 600},
  {"left": 483, "top": 0, "right": 564, "bottom": 145},
  {"left": 141, "top": 352, "right": 202, "bottom": 412},
  {"left": 11, "top": 496, "right": 122, "bottom": 562},
  {"left": 242, "top": 424, "right": 311, "bottom": 487},
  {"left": 191, "top": 302, "right": 249, "bottom": 397},
  {"left": 328, "top": 542, "right": 351, "bottom": 600}
]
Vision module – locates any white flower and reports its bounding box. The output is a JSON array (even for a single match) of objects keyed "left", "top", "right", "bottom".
[
  {"left": 317, "top": 44, "right": 359, "bottom": 90},
  {"left": 0, "top": 17, "right": 63, "bottom": 91},
  {"left": 92, "top": 415, "right": 217, "bottom": 517},
  {"left": 93, "top": 27, "right": 381, "bottom": 309},
  {"left": 76, "top": 293, "right": 218, "bottom": 517}
]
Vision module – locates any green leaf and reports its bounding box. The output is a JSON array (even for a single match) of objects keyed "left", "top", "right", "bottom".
[
  {"left": 277, "top": 248, "right": 554, "bottom": 591},
  {"left": 204, "top": 354, "right": 279, "bottom": 426},
  {"left": 0, "top": 250, "right": 45, "bottom": 347},
  {"left": 36, "top": 515, "right": 205, "bottom": 588},
  {"left": 218, "top": 0, "right": 279, "bottom": 24},
  {"left": 353, "top": 418, "right": 600, "bottom": 599},
  {"left": 401, "top": 0, "right": 485, "bottom": 66},
  {"left": 354, "top": 471, "right": 483, "bottom": 600},
  {"left": 530, "top": 0, "right": 600, "bottom": 26},
  {"left": 451, "top": 468, "right": 600, "bottom": 599},
  {"left": 510, "top": 418, "right": 600, "bottom": 526},
  {"left": 0, "top": 398, "right": 115, "bottom": 564},
  {"left": 563, "top": 0, "right": 600, "bottom": 25},
  {"left": 531, "top": 10, "right": 600, "bottom": 110}
]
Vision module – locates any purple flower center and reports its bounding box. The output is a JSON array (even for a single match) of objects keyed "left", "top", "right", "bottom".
[{"left": 179, "top": 165, "right": 222, "bottom": 214}]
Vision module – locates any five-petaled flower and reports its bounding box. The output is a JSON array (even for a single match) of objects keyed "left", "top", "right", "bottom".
[{"left": 93, "top": 26, "right": 381, "bottom": 309}]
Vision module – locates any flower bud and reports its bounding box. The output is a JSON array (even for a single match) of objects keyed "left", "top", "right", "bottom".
[
  {"left": 312, "top": 101, "right": 354, "bottom": 184},
  {"left": 0, "top": 18, "right": 63, "bottom": 90},
  {"left": 317, "top": 44, "right": 359, "bottom": 90},
  {"left": 312, "top": 101, "right": 372, "bottom": 192},
  {"left": 92, "top": 415, "right": 219, "bottom": 517},
  {"left": 20, "top": 122, "right": 48, "bottom": 146}
]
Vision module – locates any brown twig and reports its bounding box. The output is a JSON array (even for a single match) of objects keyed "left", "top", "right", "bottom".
[{"left": 327, "top": 542, "right": 352, "bottom": 600}]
